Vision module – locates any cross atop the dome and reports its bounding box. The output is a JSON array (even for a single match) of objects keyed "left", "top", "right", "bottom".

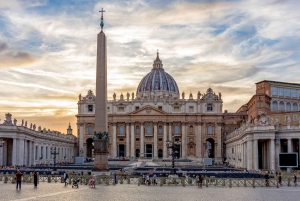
[{"left": 99, "top": 8, "right": 106, "bottom": 30}]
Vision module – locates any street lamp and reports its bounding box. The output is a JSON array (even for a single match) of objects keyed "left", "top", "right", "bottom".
[
  {"left": 166, "top": 135, "right": 181, "bottom": 175},
  {"left": 0, "top": 139, "right": 4, "bottom": 147},
  {"left": 50, "top": 147, "right": 59, "bottom": 171}
]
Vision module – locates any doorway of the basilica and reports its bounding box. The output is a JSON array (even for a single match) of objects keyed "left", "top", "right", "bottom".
[
  {"left": 135, "top": 149, "right": 140, "bottom": 158},
  {"left": 86, "top": 138, "right": 93, "bottom": 158},
  {"left": 206, "top": 138, "right": 215, "bottom": 158},
  {"left": 145, "top": 144, "right": 153, "bottom": 158},
  {"left": 118, "top": 144, "right": 125, "bottom": 157},
  {"left": 174, "top": 145, "right": 180, "bottom": 159},
  {"left": 158, "top": 149, "right": 163, "bottom": 158}
]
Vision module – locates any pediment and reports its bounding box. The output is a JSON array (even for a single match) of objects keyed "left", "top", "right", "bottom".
[{"left": 130, "top": 105, "right": 167, "bottom": 115}]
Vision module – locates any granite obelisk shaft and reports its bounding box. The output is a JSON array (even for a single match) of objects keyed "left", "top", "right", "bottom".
[{"left": 95, "top": 30, "right": 108, "bottom": 133}]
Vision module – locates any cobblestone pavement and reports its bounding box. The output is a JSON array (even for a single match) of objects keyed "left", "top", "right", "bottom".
[{"left": 1, "top": 182, "right": 300, "bottom": 201}]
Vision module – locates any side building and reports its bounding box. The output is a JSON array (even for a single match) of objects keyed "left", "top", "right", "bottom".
[
  {"left": 0, "top": 113, "right": 77, "bottom": 166},
  {"left": 76, "top": 54, "right": 224, "bottom": 162}
]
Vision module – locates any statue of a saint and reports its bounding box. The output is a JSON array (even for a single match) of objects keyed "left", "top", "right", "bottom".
[
  {"left": 120, "top": 93, "right": 124, "bottom": 100},
  {"left": 79, "top": 94, "right": 81, "bottom": 100},
  {"left": 33, "top": 124, "right": 36, "bottom": 131},
  {"left": 132, "top": 92, "right": 134, "bottom": 100},
  {"left": 13, "top": 118, "right": 17, "bottom": 126},
  {"left": 205, "top": 149, "right": 210, "bottom": 158},
  {"left": 287, "top": 116, "right": 291, "bottom": 126},
  {"left": 30, "top": 123, "right": 32, "bottom": 129},
  {"left": 197, "top": 91, "right": 201, "bottom": 99},
  {"left": 126, "top": 92, "right": 130, "bottom": 101},
  {"left": 113, "top": 92, "right": 116, "bottom": 100},
  {"left": 182, "top": 92, "right": 185, "bottom": 99},
  {"left": 21, "top": 119, "right": 24, "bottom": 126},
  {"left": 189, "top": 93, "right": 193, "bottom": 99},
  {"left": 25, "top": 121, "right": 27, "bottom": 127}
]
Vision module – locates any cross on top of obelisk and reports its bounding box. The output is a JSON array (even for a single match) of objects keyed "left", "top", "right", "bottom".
[{"left": 99, "top": 8, "right": 105, "bottom": 30}]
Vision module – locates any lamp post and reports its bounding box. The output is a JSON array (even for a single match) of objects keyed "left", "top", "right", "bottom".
[
  {"left": 50, "top": 147, "right": 59, "bottom": 171},
  {"left": 166, "top": 135, "right": 181, "bottom": 175}
]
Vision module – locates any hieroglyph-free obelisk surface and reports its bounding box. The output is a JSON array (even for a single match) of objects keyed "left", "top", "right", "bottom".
[{"left": 93, "top": 8, "right": 109, "bottom": 172}]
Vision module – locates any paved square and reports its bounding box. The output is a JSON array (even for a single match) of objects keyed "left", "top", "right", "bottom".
[{"left": 1, "top": 182, "right": 300, "bottom": 201}]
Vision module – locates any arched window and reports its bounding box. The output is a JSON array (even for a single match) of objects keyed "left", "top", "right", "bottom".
[
  {"left": 207, "top": 126, "right": 213, "bottom": 134},
  {"left": 286, "top": 102, "right": 291, "bottom": 111},
  {"left": 88, "top": 126, "right": 93, "bottom": 134},
  {"left": 119, "top": 126, "right": 124, "bottom": 135},
  {"left": 293, "top": 103, "right": 298, "bottom": 111},
  {"left": 272, "top": 101, "right": 278, "bottom": 110},
  {"left": 158, "top": 126, "right": 163, "bottom": 135},
  {"left": 279, "top": 101, "right": 285, "bottom": 110},
  {"left": 135, "top": 126, "right": 140, "bottom": 135}
]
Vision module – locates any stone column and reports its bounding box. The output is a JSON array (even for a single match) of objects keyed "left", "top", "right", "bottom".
[
  {"left": 196, "top": 122, "right": 202, "bottom": 158},
  {"left": 112, "top": 123, "right": 117, "bottom": 157},
  {"left": 18, "top": 139, "right": 25, "bottom": 166},
  {"left": 253, "top": 139, "right": 258, "bottom": 170},
  {"left": 126, "top": 123, "right": 130, "bottom": 157},
  {"left": 216, "top": 122, "right": 222, "bottom": 162},
  {"left": 287, "top": 138, "right": 292, "bottom": 152},
  {"left": 0, "top": 141, "right": 3, "bottom": 166},
  {"left": 247, "top": 139, "right": 253, "bottom": 170},
  {"left": 163, "top": 123, "right": 167, "bottom": 159},
  {"left": 168, "top": 123, "right": 172, "bottom": 141},
  {"left": 153, "top": 122, "right": 158, "bottom": 159},
  {"left": 24, "top": 140, "right": 28, "bottom": 166},
  {"left": 12, "top": 138, "right": 17, "bottom": 166},
  {"left": 3, "top": 139, "right": 7, "bottom": 166},
  {"left": 43, "top": 144, "right": 47, "bottom": 163},
  {"left": 32, "top": 141, "right": 36, "bottom": 165},
  {"left": 140, "top": 123, "right": 144, "bottom": 157},
  {"left": 181, "top": 123, "right": 186, "bottom": 158},
  {"left": 130, "top": 123, "right": 135, "bottom": 158},
  {"left": 270, "top": 139, "right": 275, "bottom": 170}
]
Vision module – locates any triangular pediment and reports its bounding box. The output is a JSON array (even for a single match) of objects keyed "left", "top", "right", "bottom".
[{"left": 130, "top": 105, "right": 167, "bottom": 115}]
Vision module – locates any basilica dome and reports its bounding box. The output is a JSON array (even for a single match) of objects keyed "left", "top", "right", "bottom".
[{"left": 136, "top": 53, "right": 179, "bottom": 99}]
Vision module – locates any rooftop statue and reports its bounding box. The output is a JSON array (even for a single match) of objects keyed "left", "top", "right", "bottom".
[{"left": 93, "top": 131, "right": 109, "bottom": 141}]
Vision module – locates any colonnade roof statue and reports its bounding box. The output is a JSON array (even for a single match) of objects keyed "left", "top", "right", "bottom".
[{"left": 136, "top": 51, "right": 180, "bottom": 99}]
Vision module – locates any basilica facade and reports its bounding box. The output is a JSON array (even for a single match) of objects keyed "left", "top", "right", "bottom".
[{"left": 76, "top": 53, "right": 224, "bottom": 162}]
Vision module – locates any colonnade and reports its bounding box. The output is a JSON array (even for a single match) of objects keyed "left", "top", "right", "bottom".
[{"left": 0, "top": 137, "right": 75, "bottom": 166}]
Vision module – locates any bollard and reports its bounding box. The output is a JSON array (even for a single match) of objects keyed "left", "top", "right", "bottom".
[
  {"left": 229, "top": 179, "right": 232, "bottom": 188},
  {"left": 160, "top": 178, "right": 163, "bottom": 186},
  {"left": 288, "top": 177, "right": 291, "bottom": 186},
  {"left": 127, "top": 177, "right": 130, "bottom": 184},
  {"left": 4, "top": 175, "right": 8, "bottom": 183},
  {"left": 206, "top": 178, "right": 209, "bottom": 187},
  {"left": 276, "top": 177, "right": 279, "bottom": 188},
  {"left": 61, "top": 175, "right": 64, "bottom": 183},
  {"left": 244, "top": 178, "right": 246, "bottom": 187},
  {"left": 181, "top": 178, "right": 185, "bottom": 187},
  {"left": 12, "top": 174, "right": 16, "bottom": 184},
  {"left": 48, "top": 175, "right": 51, "bottom": 183},
  {"left": 222, "top": 179, "right": 225, "bottom": 186},
  {"left": 252, "top": 179, "right": 255, "bottom": 188}
]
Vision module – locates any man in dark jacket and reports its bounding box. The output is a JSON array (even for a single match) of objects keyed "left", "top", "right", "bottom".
[{"left": 16, "top": 170, "right": 23, "bottom": 190}]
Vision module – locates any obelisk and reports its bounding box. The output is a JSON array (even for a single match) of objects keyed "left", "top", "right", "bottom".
[{"left": 92, "top": 8, "right": 109, "bottom": 173}]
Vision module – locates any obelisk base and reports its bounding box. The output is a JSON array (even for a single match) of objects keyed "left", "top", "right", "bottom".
[{"left": 92, "top": 139, "right": 110, "bottom": 175}]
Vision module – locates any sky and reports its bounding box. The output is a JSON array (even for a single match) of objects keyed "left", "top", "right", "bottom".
[{"left": 0, "top": 0, "right": 300, "bottom": 134}]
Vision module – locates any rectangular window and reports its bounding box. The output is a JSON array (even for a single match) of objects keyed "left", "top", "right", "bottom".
[
  {"left": 189, "top": 106, "right": 194, "bottom": 112},
  {"left": 135, "top": 106, "right": 139, "bottom": 111},
  {"left": 35, "top": 146, "right": 38, "bottom": 160},
  {"left": 293, "top": 114, "right": 298, "bottom": 121},
  {"left": 291, "top": 89, "right": 297, "bottom": 98},
  {"left": 136, "top": 127, "right": 140, "bottom": 135},
  {"left": 276, "top": 116, "right": 280, "bottom": 121},
  {"left": 46, "top": 147, "right": 48, "bottom": 159},
  {"left": 159, "top": 138, "right": 162, "bottom": 141},
  {"left": 158, "top": 106, "right": 162, "bottom": 110},
  {"left": 271, "top": 86, "right": 278, "bottom": 96},
  {"left": 119, "top": 138, "right": 124, "bottom": 141},
  {"left": 119, "top": 107, "right": 125, "bottom": 112},
  {"left": 158, "top": 127, "right": 163, "bottom": 135},
  {"left": 207, "top": 104, "right": 213, "bottom": 111},
  {"left": 207, "top": 126, "right": 213, "bottom": 134},
  {"left": 88, "top": 105, "right": 93, "bottom": 112},
  {"left": 146, "top": 125, "right": 152, "bottom": 135},
  {"left": 284, "top": 88, "right": 291, "bottom": 97},
  {"left": 41, "top": 147, "right": 43, "bottom": 159},
  {"left": 174, "top": 125, "right": 180, "bottom": 134},
  {"left": 136, "top": 138, "right": 139, "bottom": 141},
  {"left": 173, "top": 106, "right": 180, "bottom": 112},
  {"left": 278, "top": 88, "right": 284, "bottom": 96},
  {"left": 285, "top": 115, "right": 290, "bottom": 121}
]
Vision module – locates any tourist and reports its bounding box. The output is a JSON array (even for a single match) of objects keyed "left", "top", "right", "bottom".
[
  {"left": 16, "top": 170, "right": 23, "bottom": 190},
  {"left": 33, "top": 171, "right": 38, "bottom": 187},
  {"left": 88, "top": 174, "right": 95, "bottom": 188},
  {"left": 63, "top": 171, "right": 69, "bottom": 186},
  {"left": 265, "top": 172, "right": 269, "bottom": 186},
  {"left": 153, "top": 173, "right": 157, "bottom": 185},
  {"left": 293, "top": 173, "right": 297, "bottom": 186},
  {"left": 278, "top": 173, "right": 282, "bottom": 186},
  {"left": 198, "top": 174, "right": 203, "bottom": 188},
  {"left": 114, "top": 172, "right": 117, "bottom": 184}
]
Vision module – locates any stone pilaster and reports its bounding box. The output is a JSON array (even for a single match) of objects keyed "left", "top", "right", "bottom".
[
  {"left": 140, "top": 123, "right": 144, "bottom": 157},
  {"left": 112, "top": 123, "right": 117, "bottom": 157},
  {"left": 130, "top": 123, "right": 135, "bottom": 158},
  {"left": 181, "top": 123, "right": 186, "bottom": 158},
  {"left": 126, "top": 123, "right": 130, "bottom": 157},
  {"left": 247, "top": 139, "right": 253, "bottom": 170},
  {"left": 253, "top": 139, "right": 258, "bottom": 170},
  {"left": 163, "top": 123, "right": 167, "bottom": 159},
  {"left": 270, "top": 139, "right": 275, "bottom": 170},
  {"left": 153, "top": 122, "right": 158, "bottom": 159},
  {"left": 287, "top": 138, "right": 292, "bottom": 152},
  {"left": 12, "top": 138, "right": 17, "bottom": 166}
]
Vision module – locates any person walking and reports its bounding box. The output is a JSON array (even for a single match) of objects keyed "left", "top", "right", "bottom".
[
  {"left": 153, "top": 173, "right": 157, "bottom": 185},
  {"left": 33, "top": 171, "right": 38, "bottom": 188},
  {"left": 63, "top": 172, "right": 69, "bottom": 186},
  {"left": 278, "top": 173, "right": 282, "bottom": 186},
  {"left": 293, "top": 173, "right": 297, "bottom": 186},
  {"left": 16, "top": 170, "right": 23, "bottom": 190}
]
